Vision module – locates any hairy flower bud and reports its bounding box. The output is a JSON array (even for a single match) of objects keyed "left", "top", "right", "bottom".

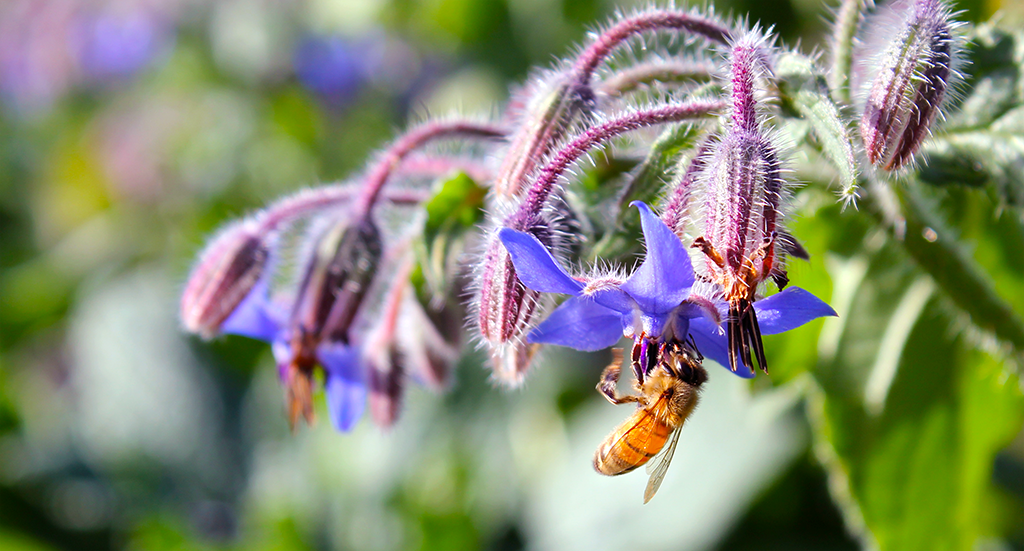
[
  {"left": 181, "top": 220, "right": 269, "bottom": 339},
  {"left": 691, "top": 30, "right": 789, "bottom": 374},
  {"left": 290, "top": 216, "right": 383, "bottom": 345},
  {"left": 855, "top": 0, "right": 962, "bottom": 171},
  {"left": 475, "top": 232, "right": 544, "bottom": 384},
  {"left": 494, "top": 80, "right": 589, "bottom": 200}
]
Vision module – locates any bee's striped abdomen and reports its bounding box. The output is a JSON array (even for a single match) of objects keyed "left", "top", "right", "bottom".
[{"left": 593, "top": 410, "right": 671, "bottom": 476}]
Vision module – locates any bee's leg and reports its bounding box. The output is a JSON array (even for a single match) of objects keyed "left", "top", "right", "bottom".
[
  {"left": 597, "top": 348, "right": 640, "bottom": 405},
  {"left": 686, "top": 334, "right": 704, "bottom": 363}
]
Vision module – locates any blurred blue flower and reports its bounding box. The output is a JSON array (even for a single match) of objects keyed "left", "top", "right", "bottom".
[
  {"left": 75, "top": 9, "right": 168, "bottom": 80},
  {"left": 294, "top": 35, "right": 367, "bottom": 106},
  {"left": 499, "top": 202, "right": 835, "bottom": 377},
  {"left": 218, "top": 283, "right": 366, "bottom": 432}
]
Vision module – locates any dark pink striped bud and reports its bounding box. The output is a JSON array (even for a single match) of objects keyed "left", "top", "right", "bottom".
[
  {"left": 475, "top": 231, "right": 544, "bottom": 385},
  {"left": 290, "top": 216, "right": 383, "bottom": 345},
  {"left": 181, "top": 220, "right": 269, "bottom": 339},
  {"left": 367, "top": 356, "right": 403, "bottom": 429},
  {"left": 856, "top": 0, "right": 963, "bottom": 171}
]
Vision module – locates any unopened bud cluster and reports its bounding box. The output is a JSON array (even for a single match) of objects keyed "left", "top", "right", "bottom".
[{"left": 182, "top": 1, "right": 964, "bottom": 433}]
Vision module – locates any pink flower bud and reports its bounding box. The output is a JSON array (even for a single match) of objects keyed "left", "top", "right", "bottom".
[
  {"left": 855, "top": 0, "right": 963, "bottom": 171},
  {"left": 397, "top": 295, "right": 459, "bottom": 391},
  {"left": 692, "top": 30, "right": 788, "bottom": 374},
  {"left": 367, "top": 357, "right": 403, "bottom": 429},
  {"left": 181, "top": 220, "right": 269, "bottom": 339},
  {"left": 475, "top": 233, "right": 544, "bottom": 385},
  {"left": 493, "top": 79, "right": 584, "bottom": 200}
]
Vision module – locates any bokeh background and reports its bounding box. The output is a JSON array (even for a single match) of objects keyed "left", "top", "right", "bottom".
[{"left": 2, "top": 0, "right": 1023, "bottom": 550}]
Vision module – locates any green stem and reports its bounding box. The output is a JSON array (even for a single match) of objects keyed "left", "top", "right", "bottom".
[{"left": 829, "top": 0, "right": 866, "bottom": 105}]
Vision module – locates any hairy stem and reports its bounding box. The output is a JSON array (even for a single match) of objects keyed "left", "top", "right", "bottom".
[
  {"left": 597, "top": 60, "right": 715, "bottom": 97},
  {"left": 353, "top": 120, "right": 506, "bottom": 216},
  {"left": 571, "top": 10, "right": 731, "bottom": 90},
  {"left": 509, "top": 100, "right": 725, "bottom": 228},
  {"left": 255, "top": 155, "right": 487, "bottom": 234},
  {"left": 829, "top": 0, "right": 867, "bottom": 104}
]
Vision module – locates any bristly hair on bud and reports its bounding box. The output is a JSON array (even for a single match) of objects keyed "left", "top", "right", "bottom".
[
  {"left": 853, "top": 0, "right": 965, "bottom": 171},
  {"left": 181, "top": 219, "right": 269, "bottom": 339},
  {"left": 690, "top": 27, "right": 794, "bottom": 375}
]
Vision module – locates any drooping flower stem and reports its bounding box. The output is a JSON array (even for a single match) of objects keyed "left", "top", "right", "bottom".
[
  {"left": 352, "top": 120, "right": 506, "bottom": 217},
  {"left": 508, "top": 100, "right": 725, "bottom": 229},
  {"left": 253, "top": 155, "right": 490, "bottom": 233},
  {"left": 596, "top": 60, "right": 716, "bottom": 98},
  {"left": 570, "top": 10, "right": 731, "bottom": 90},
  {"left": 493, "top": 9, "right": 730, "bottom": 200}
]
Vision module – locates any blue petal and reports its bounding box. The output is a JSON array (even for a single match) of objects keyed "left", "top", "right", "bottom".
[
  {"left": 528, "top": 297, "right": 624, "bottom": 351},
  {"left": 754, "top": 287, "right": 837, "bottom": 335},
  {"left": 319, "top": 344, "right": 366, "bottom": 432},
  {"left": 220, "top": 284, "right": 284, "bottom": 342},
  {"left": 588, "top": 287, "right": 635, "bottom": 314},
  {"left": 498, "top": 228, "right": 584, "bottom": 295},
  {"left": 689, "top": 317, "right": 755, "bottom": 378},
  {"left": 619, "top": 202, "right": 695, "bottom": 315}
]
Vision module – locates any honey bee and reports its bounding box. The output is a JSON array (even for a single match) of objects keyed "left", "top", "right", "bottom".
[{"left": 593, "top": 339, "right": 708, "bottom": 503}]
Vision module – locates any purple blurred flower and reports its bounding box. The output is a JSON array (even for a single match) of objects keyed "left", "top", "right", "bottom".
[
  {"left": 499, "top": 202, "right": 835, "bottom": 377},
  {"left": 75, "top": 9, "right": 168, "bottom": 80},
  {"left": 0, "top": 1, "right": 78, "bottom": 113},
  {"left": 294, "top": 35, "right": 366, "bottom": 106}
]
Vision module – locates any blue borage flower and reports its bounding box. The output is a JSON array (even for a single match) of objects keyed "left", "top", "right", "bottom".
[
  {"left": 218, "top": 283, "right": 366, "bottom": 432},
  {"left": 498, "top": 202, "right": 836, "bottom": 378}
]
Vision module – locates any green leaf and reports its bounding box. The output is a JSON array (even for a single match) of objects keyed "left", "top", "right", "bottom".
[
  {"left": 921, "top": 23, "right": 1024, "bottom": 206},
  {"left": 809, "top": 242, "right": 1024, "bottom": 550},
  {"left": 921, "top": 107, "right": 1024, "bottom": 207},
  {"left": 416, "top": 172, "right": 487, "bottom": 301},
  {"left": 890, "top": 185, "right": 1024, "bottom": 362},
  {"left": 0, "top": 531, "right": 55, "bottom": 551},
  {"left": 944, "top": 23, "right": 1022, "bottom": 132},
  {"left": 616, "top": 122, "right": 702, "bottom": 221},
  {"left": 585, "top": 123, "right": 704, "bottom": 261}
]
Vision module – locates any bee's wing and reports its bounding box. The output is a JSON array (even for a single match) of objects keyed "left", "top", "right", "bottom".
[{"left": 643, "top": 425, "right": 681, "bottom": 504}]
